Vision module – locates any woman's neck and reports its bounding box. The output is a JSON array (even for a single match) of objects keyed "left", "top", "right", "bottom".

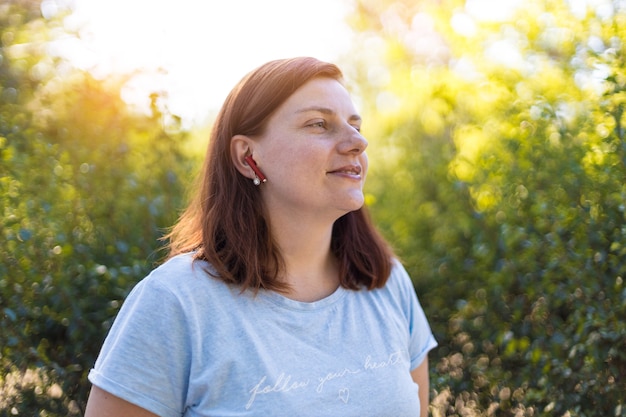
[{"left": 271, "top": 218, "right": 340, "bottom": 302}]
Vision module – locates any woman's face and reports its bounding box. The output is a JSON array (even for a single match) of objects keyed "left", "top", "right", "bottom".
[{"left": 254, "top": 77, "right": 368, "bottom": 222}]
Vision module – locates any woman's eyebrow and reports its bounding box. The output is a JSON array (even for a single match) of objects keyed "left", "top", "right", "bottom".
[{"left": 296, "top": 106, "right": 362, "bottom": 123}]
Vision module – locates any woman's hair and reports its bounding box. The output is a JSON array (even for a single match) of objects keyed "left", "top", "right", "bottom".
[{"left": 165, "top": 57, "right": 394, "bottom": 292}]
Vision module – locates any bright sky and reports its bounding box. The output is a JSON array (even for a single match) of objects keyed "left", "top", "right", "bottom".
[
  {"left": 61, "top": 0, "right": 354, "bottom": 126},
  {"left": 56, "top": 0, "right": 530, "bottom": 127}
]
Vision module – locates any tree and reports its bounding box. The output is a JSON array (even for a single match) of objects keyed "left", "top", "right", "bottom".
[
  {"left": 343, "top": 0, "right": 626, "bottom": 414},
  {"left": 1, "top": 1, "right": 193, "bottom": 414}
]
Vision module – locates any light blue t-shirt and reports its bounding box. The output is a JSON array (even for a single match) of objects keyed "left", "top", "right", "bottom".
[{"left": 89, "top": 253, "right": 437, "bottom": 417}]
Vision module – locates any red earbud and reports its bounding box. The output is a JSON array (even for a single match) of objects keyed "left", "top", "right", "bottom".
[{"left": 244, "top": 155, "right": 267, "bottom": 184}]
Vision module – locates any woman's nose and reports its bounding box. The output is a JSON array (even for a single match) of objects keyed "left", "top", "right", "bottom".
[{"left": 339, "top": 125, "right": 368, "bottom": 154}]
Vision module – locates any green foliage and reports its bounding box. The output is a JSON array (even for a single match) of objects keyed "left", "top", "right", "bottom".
[
  {"left": 0, "top": 1, "right": 193, "bottom": 415},
  {"left": 348, "top": 0, "right": 626, "bottom": 415},
  {"left": 3, "top": 0, "right": 626, "bottom": 415}
]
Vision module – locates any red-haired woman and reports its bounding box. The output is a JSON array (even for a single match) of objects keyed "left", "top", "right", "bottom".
[{"left": 85, "top": 57, "right": 437, "bottom": 417}]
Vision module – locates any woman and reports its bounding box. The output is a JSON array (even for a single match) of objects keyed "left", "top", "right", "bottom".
[{"left": 85, "top": 57, "right": 437, "bottom": 417}]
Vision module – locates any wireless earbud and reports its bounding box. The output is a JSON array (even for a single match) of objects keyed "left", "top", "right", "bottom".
[{"left": 244, "top": 155, "right": 267, "bottom": 185}]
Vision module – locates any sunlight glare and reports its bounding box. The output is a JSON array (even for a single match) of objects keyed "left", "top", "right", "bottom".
[
  {"left": 65, "top": 0, "right": 353, "bottom": 126},
  {"left": 465, "top": 0, "right": 523, "bottom": 21}
]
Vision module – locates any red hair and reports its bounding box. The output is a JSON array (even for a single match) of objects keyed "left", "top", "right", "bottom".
[{"left": 165, "top": 57, "right": 393, "bottom": 292}]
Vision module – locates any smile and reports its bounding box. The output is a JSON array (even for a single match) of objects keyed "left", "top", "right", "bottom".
[
  {"left": 326, "top": 165, "right": 363, "bottom": 181},
  {"left": 327, "top": 165, "right": 362, "bottom": 177}
]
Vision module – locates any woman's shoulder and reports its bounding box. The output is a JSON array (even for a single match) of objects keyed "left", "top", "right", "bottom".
[
  {"left": 150, "top": 251, "right": 204, "bottom": 275},
  {"left": 118, "top": 252, "right": 241, "bottom": 323},
  {"left": 368, "top": 258, "right": 423, "bottom": 313},
  {"left": 384, "top": 258, "right": 415, "bottom": 292},
  {"left": 136, "top": 252, "right": 223, "bottom": 297}
]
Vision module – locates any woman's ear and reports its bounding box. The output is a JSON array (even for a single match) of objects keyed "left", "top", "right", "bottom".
[{"left": 230, "top": 135, "right": 255, "bottom": 179}]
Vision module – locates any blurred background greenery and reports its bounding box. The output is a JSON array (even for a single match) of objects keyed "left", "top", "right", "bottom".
[{"left": 1, "top": 0, "right": 625, "bottom": 415}]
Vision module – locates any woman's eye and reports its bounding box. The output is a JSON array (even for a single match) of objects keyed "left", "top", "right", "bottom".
[
  {"left": 352, "top": 125, "right": 361, "bottom": 133},
  {"left": 308, "top": 121, "right": 325, "bottom": 128}
]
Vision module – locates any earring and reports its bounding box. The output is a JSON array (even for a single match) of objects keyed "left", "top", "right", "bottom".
[{"left": 244, "top": 155, "right": 267, "bottom": 185}]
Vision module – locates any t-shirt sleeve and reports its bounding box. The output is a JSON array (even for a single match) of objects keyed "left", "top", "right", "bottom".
[
  {"left": 88, "top": 277, "right": 191, "bottom": 417},
  {"left": 392, "top": 261, "right": 438, "bottom": 370}
]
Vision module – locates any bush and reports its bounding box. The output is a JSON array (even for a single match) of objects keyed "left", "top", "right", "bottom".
[
  {"left": 350, "top": 0, "right": 626, "bottom": 414},
  {"left": 1, "top": 78, "right": 192, "bottom": 415},
  {"left": 0, "top": 4, "right": 193, "bottom": 412}
]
